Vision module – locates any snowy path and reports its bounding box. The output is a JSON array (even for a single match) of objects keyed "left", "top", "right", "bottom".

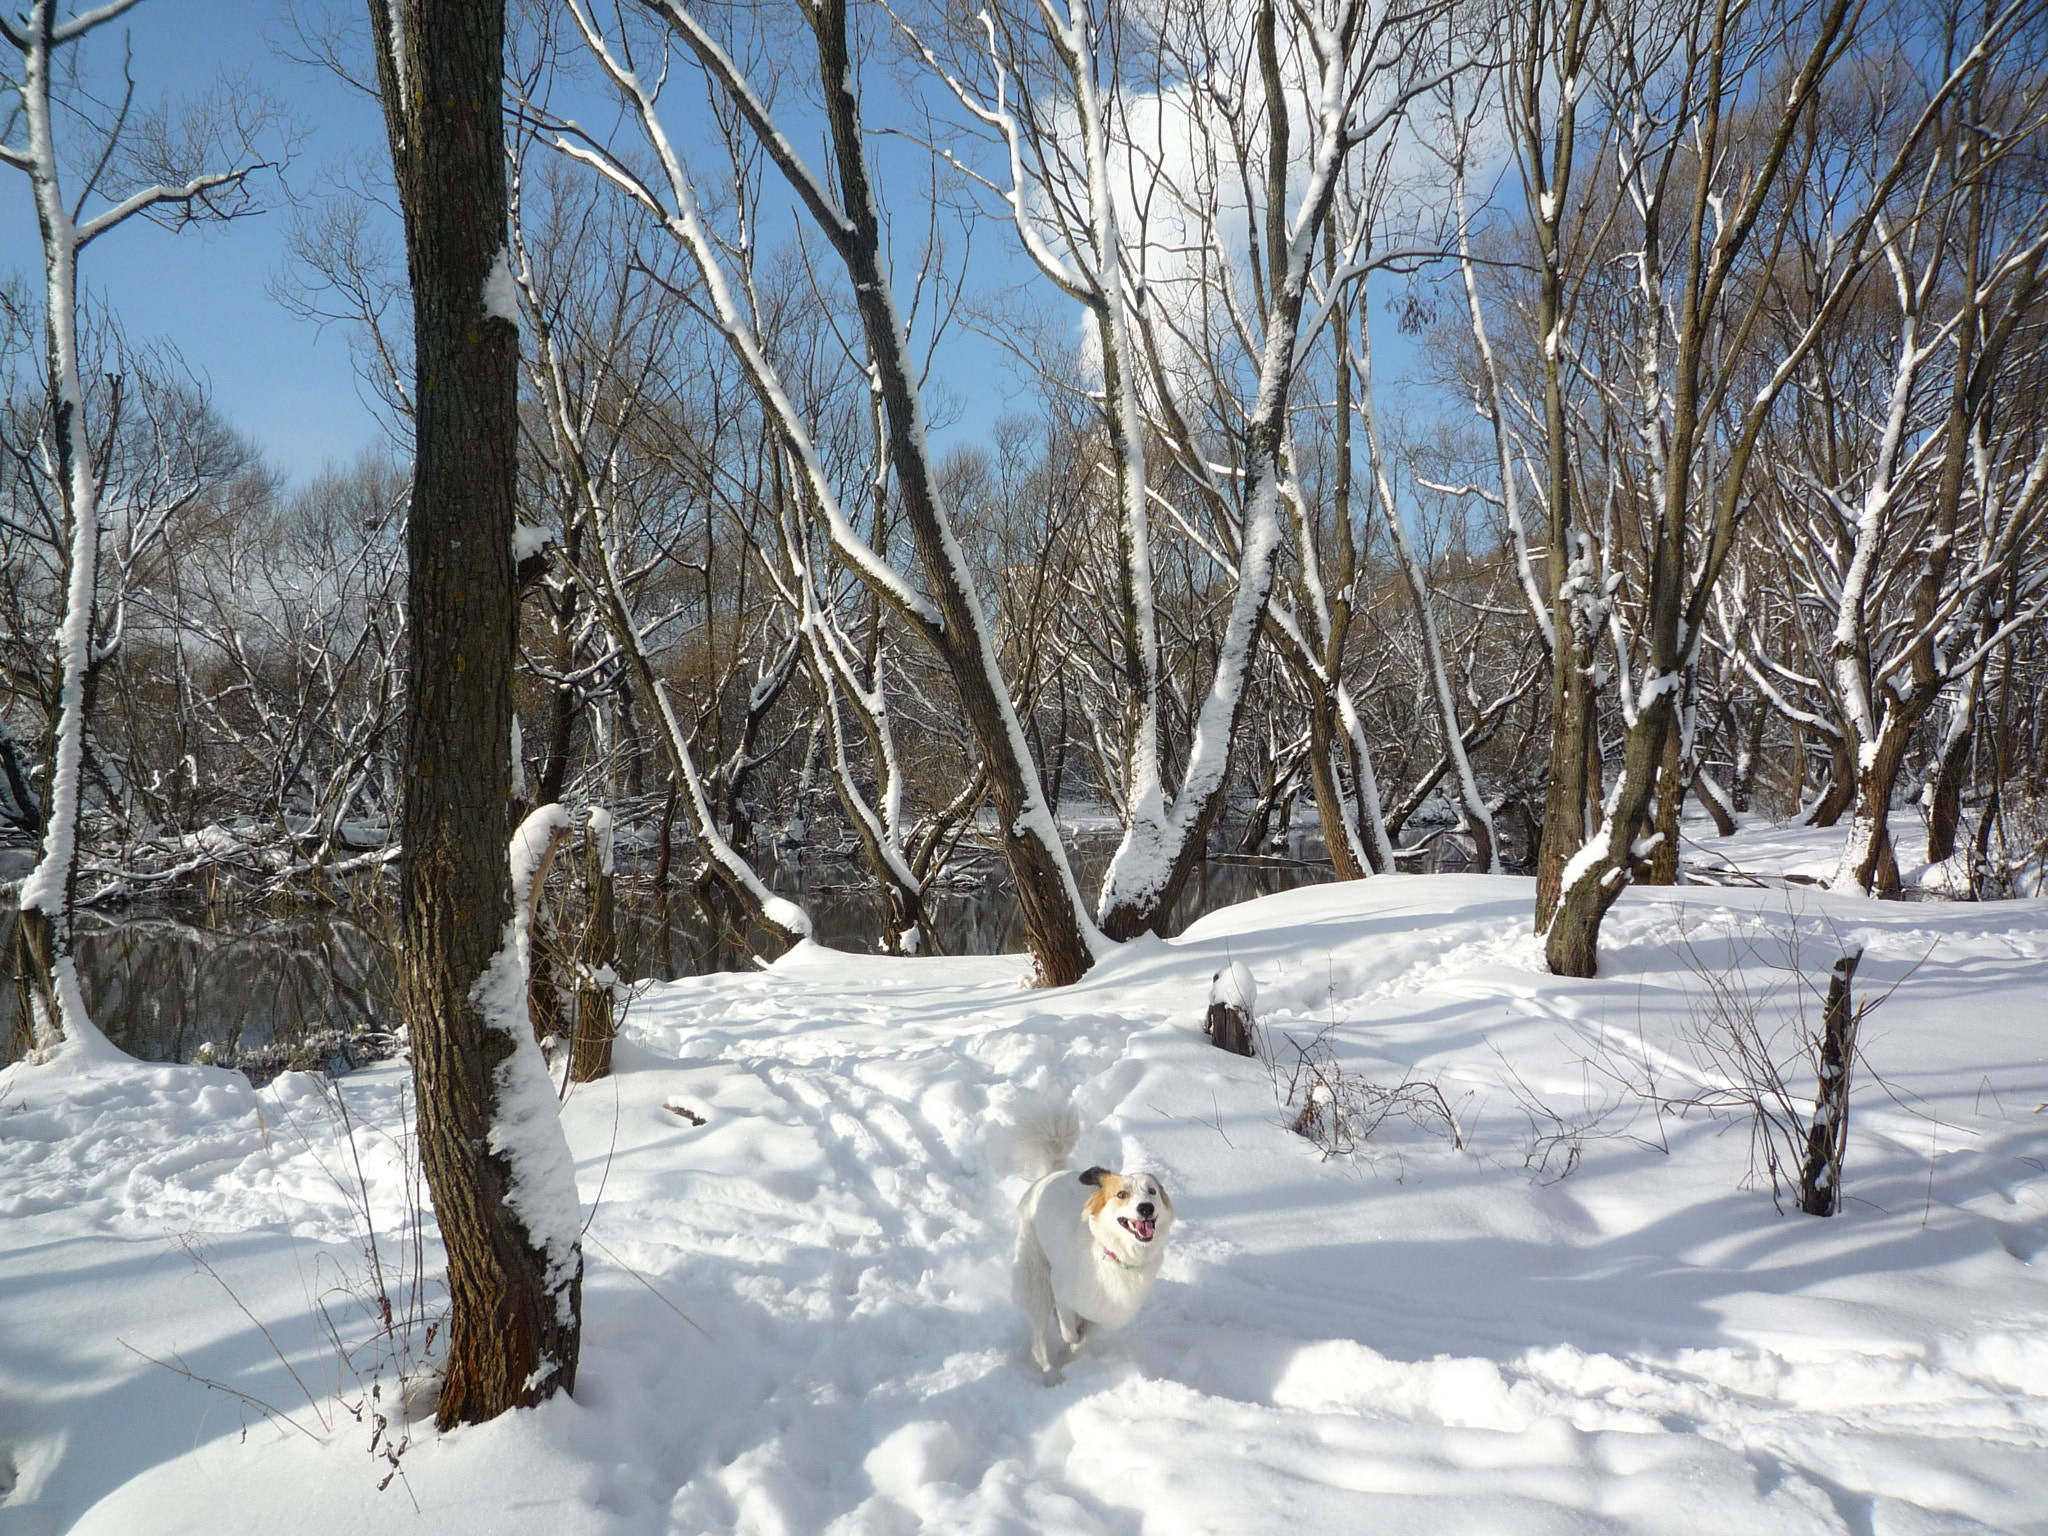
[{"left": 5, "top": 876, "right": 2048, "bottom": 1533}]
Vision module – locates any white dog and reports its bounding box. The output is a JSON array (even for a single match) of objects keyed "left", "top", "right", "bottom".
[{"left": 1012, "top": 1105, "right": 1175, "bottom": 1376}]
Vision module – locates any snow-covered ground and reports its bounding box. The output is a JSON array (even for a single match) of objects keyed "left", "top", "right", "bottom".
[
  {"left": 1678, "top": 808, "right": 1983, "bottom": 895},
  {"left": 5, "top": 873, "right": 2048, "bottom": 1534}
]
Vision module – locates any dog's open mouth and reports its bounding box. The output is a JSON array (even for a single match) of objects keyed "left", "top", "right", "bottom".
[{"left": 1119, "top": 1215, "right": 1156, "bottom": 1242}]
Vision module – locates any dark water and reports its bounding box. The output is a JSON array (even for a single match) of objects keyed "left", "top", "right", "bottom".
[{"left": 1, "top": 845, "right": 1334, "bottom": 1069}]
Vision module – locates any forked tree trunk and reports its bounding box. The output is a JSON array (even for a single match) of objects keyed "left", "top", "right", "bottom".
[
  {"left": 370, "top": 0, "right": 580, "bottom": 1426},
  {"left": 1524, "top": 0, "right": 1596, "bottom": 930},
  {"left": 1836, "top": 710, "right": 1922, "bottom": 896}
]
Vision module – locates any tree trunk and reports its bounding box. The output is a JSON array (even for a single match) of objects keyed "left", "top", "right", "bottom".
[
  {"left": 1546, "top": 693, "right": 1675, "bottom": 978},
  {"left": 1647, "top": 713, "right": 1685, "bottom": 885},
  {"left": 371, "top": 0, "right": 580, "bottom": 1427},
  {"left": 570, "top": 810, "right": 617, "bottom": 1084},
  {"left": 1925, "top": 655, "right": 1988, "bottom": 866},
  {"left": 807, "top": 0, "right": 1099, "bottom": 982},
  {"left": 1536, "top": 664, "right": 1595, "bottom": 925},
  {"left": 1837, "top": 713, "right": 1917, "bottom": 896},
  {"left": 522, "top": 818, "right": 570, "bottom": 1044},
  {"left": 1808, "top": 734, "right": 1855, "bottom": 827},
  {"left": 1693, "top": 768, "right": 1738, "bottom": 838},
  {"left": 9, "top": 2, "right": 115, "bottom": 1060},
  {"left": 10, "top": 907, "right": 59, "bottom": 1064},
  {"left": 1307, "top": 696, "right": 1373, "bottom": 879},
  {"left": 1735, "top": 696, "right": 1764, "bottom": 813}
]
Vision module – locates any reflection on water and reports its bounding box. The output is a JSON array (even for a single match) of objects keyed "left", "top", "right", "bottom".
[
  {"left": 0, "top": 905, "right": 396, "bottom": 1070},
  {"left": 1, "top": 845, "right": 1333, "bottom": 1069}
]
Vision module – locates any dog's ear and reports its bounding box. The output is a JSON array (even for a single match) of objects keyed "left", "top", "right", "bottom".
[{"left": 1077, "top": 1166, "right": 1112, "bottom": 1187}]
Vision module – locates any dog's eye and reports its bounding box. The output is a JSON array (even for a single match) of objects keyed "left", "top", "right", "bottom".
[{"left": 1117, "top": 1190, "right": 1129, "bottom": 1200}]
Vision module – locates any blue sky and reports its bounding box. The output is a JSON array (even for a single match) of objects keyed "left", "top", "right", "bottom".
[
  {"left": 2, "top": 3, "right": 1432, "bottom": 495},
  {"left": 1, "top": 1, "right": 396, "bottom": 485},
  {"left": 0, "top": 1, "right": 1044, "bottom": 491}
]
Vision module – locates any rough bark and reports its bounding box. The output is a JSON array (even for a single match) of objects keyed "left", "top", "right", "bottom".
[
  {"left": 1840, "top": 718, "right": 1916, "bottom": 897},
  {"left": 1808, "top": 735, "right": 1855, "bottom": 827},
  {"left": 370, "top": 0, "right": 581, "bottom": 1426},
  {"left": 1647, "top": 714, "right": 1685, "bottom": 885}
]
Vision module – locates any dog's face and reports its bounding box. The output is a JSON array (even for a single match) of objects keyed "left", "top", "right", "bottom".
[{"left": 1077, "top": 1166, "right": 1174, "bottom": 1260}]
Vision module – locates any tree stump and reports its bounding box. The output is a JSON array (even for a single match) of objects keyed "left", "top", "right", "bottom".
[
  {"left": 1205, "top": 962, "right": 1259, "bottom": 1058},
  {"left": 1797, "top": 949, "right": 1864, "bottom": 1216}
]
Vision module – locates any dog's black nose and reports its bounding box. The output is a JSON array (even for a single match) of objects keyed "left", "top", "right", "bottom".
[{"left": 1137, "top": 1201, "right": 1155, "bottom": 1218}]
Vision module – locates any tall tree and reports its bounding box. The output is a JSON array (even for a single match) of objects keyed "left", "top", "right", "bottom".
[
  {"left": 369, "top": 0, "right": 582, "bottom": 1425},
  {"left": 2, "top": 0, "right": 274, "bottom": 1060},
  {"left": 559, "top": 0, "right": 1107, "bottom": 984}
]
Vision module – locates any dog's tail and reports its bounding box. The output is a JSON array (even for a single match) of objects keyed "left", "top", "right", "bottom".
[{"left": 1011, "top": 1100, "right": 1081, "bottom": 1181}]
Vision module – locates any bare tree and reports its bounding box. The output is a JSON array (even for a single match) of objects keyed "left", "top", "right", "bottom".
[
  {"left": 554, "top": 0, "right": 1106, "bottom": 981},
  {"left": 1522, "top": 0, "right": 2040, "bottom": 971},
  {"left": 911, "top": 0, "right": 1473, "bottom": 929},
  {"left": 2, "top": 0, "right": 279, "bottom": 1059}
]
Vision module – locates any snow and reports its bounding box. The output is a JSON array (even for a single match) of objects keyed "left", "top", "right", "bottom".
[
  {"left": 1208, "top": 959, "right": 1257, "bottom": 1013},
  {"left": 470, "top": 803, "right": 586, "bottom": 1324},
  {"left": 513, "top": 523, "right": 551, "bottom": 563},
  {"left": 586, "top": 806, "right": 614, "bottom": 876},
  {"left": 482, "top": 246, "right": 521, "bottom": 326},
  {"left": 1677, "top": 808, "right": 1984, "bottom": 895},
  {"left": 1557, "top": 824, "right": 1614, "bottom": 900},
  {"left": 7, "top": 875, "right": 2048, "bottom": 1533}
]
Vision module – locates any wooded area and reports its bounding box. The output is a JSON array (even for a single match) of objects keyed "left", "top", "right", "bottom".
[{"left": 6, "top": 0, "right": 2046, "bottom": 1004}]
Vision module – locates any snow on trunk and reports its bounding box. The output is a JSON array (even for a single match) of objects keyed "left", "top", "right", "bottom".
[
  {"left": 12, "top": 5, "right": 114, "bottom": 1061},
  {"left": 467, "top": 803, "right": 586, "bottom": 1327}
]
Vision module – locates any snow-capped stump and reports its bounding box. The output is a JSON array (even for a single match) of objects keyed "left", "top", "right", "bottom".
[{"left": 1206, "top": 962, "right": 1259, "bottom": 1057}]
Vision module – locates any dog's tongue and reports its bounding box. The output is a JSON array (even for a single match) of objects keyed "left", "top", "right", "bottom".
[{"left": 1131, "top": 1216, "right": 1156, "bottom": 1242}]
